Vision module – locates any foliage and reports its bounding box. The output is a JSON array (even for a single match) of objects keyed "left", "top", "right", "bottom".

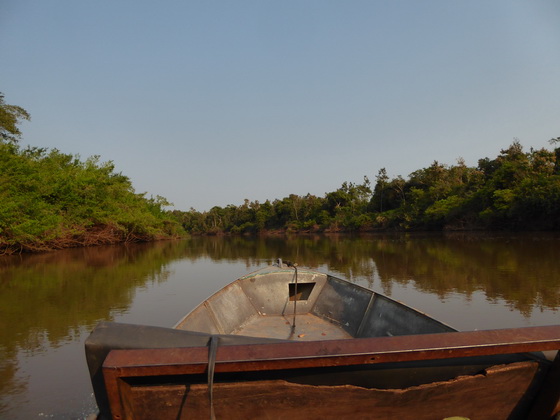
[
  {"left": 0, "top": 91, "right": 184, "bottom": 254},
  {"left": 0, "top": 92, "right": 30, "bottom": 144},
  {"left": 0, "top": 143, "right": 183, "bottom": 254},
  {"left": 177, "top": 139, "right": 560, "bottom": 234},
  {"left": 3, "top": 92, "right": 559, "bottom": 245}
]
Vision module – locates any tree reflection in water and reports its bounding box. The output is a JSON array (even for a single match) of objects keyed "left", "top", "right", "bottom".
[{"left": 1, "top": 232, "right": 559, "bottom": 419}]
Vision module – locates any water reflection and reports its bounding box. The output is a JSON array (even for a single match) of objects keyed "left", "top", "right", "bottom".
[
  {"left": 0, "top": 243, "right": 180, "bottom": 353},
  {"left": 0, "top": 241, "right": 189, "bottom": 418},
  {"left": 1, "top": 233, "right": 560, "bottom": 418},
  {"left": 176, "top": 233, "right": 560, "bottom": 316}
]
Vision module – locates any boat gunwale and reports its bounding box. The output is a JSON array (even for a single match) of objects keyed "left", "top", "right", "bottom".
[
  {"left": 101, "top": 324, "right": 560, "bottom": 419},
  {"left": 103, "top": 325, "right": 560, "bottom": 373}
]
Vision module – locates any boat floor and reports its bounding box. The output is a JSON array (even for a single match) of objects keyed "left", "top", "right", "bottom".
[{"left": 232, "top": 314, "right": 353, "bottom": 341}]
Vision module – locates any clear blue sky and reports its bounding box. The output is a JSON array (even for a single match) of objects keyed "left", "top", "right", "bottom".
[{"left": 2, "top": 1, "right": 559, "bottom": 211}]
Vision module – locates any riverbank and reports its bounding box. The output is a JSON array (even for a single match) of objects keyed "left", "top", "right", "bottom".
[
  {"left": 0, "top": 223, "right": 184, "bottom": 256},
  {"left": 1, "top": 142, "right": 184, "bottom": 256}
]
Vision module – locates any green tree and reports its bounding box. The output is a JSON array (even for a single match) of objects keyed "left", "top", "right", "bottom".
[
  {"left": 373, "top": 168, "right": 389, "bottom": 212},
  {"left": 176, "top": 138, "right": 560, "bottom": 234},
  {"left": 0, "top": 144, "right": 183, "bottom": 253},
  {"left": 0, "top": 92, "right": 31, "bottom": 144}
]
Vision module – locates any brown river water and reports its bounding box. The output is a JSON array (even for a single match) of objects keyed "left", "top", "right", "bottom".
[{"left": 1, "top": 232, "right": 560, "bottom": 419}]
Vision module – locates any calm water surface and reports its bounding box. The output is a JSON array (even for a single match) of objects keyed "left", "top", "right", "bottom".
[{"left": 1, "top": 233, "right": 560, "bottom": 419}]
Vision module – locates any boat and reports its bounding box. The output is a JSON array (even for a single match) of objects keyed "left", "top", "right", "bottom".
[{"left": 85, "top": 261, "right": 560, "bottom": 419}]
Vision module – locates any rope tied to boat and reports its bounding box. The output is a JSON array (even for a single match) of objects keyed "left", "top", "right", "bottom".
[
  {"left": 207, "top": 335, "right": 220, "bottom": 420},
  {"left": 287, "top": 261, "right": 298, "bottom": 329}
]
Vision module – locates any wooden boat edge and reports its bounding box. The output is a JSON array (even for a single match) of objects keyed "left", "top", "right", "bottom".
[{"left": 100, "top": 325, "right": 560, "bottom": 419}]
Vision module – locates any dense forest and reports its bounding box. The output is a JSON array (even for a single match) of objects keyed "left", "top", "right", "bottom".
[
  {"left": 2, "top": 92, "right": 560, "bottom": 253},
  {"left": 0, "top": 93, "right": 183, "bottom": 255},
  {"left": 176, "top": 139, "right": 560, "bottom": 235}
]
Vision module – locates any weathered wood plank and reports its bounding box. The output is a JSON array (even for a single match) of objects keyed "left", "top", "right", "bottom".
[
  {"left": 113, "top": 362, "right": 539, "bottom": 420},
  {"left": 103, "top": 325, "right": 560, "bottom": 375},
  {"left": 102, "top": 325, "right": 560, "bottom": 419}
]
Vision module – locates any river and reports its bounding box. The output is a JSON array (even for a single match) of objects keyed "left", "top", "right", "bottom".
[{"left": 1, "top": 233, "right": 559, "bottom": 419}]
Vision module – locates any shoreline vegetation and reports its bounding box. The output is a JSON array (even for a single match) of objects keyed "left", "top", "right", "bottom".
[
  {"left": 0, "top": 141, "right": 184, "bottom": 255},
  {"left": 2, "top": 93, "right": 560, "bottom": 254},
  {"left": 1, "top": 93, "right": 182, "bottom": 255},
  {"left": 177, "top": 138, "right": 560, "bottom": 236}
]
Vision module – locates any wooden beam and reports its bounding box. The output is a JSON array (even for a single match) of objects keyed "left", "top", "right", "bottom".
[
  {"left": 102, "top": 325, "right": 560, "bottom": 420},
  {"left": 104, "top": 325, "right": 560, "bottom": 376}
]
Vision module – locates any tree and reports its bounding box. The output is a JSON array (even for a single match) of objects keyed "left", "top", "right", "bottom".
[
  {"left": 373, "top": 168, "right": 389, "bottom": 212},
  {"left": 0, "top": 92, "right": 31, "bottom": 143}
]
